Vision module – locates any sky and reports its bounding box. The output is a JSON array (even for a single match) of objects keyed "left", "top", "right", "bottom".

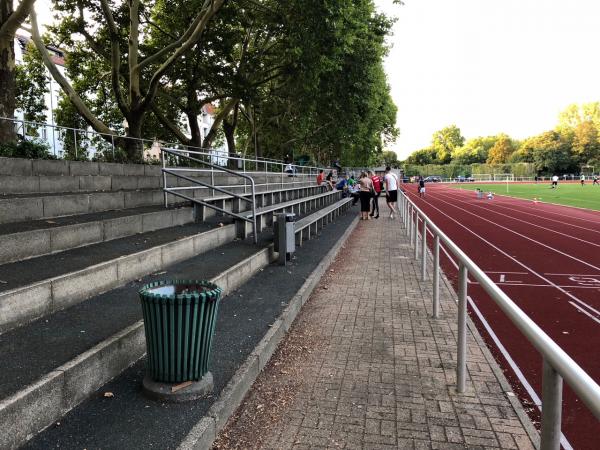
[{"left": 374, "top": 0, "right": 600, "bottom": 159}]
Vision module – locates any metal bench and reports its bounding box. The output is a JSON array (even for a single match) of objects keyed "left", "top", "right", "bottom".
[{"left": 294, "top": 197, "right": 354, "bottom": 246}]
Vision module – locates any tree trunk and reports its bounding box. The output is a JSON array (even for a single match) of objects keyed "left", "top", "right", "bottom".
[
  {"left": 124, "top": 115, "right": 144, "bottom": 162},
  {"left": 187, "top": 111, "right": 202, "bottom": 148},
  {"left": 223, "top": 119, "right": 235, "bottom": 155},
  {"left": 0, "top": 30, "right": 16, "bottom": 143}
]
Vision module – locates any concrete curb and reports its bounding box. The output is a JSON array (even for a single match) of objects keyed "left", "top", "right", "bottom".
[
  {"left": 0, "top": 244, "right": 275, "bottom": 450},
  {"left": 0, "top": 224, "right": 236, "bottom": 334},
  {"left": 178, "top": 215, "right": 360, "bottom": 450}
]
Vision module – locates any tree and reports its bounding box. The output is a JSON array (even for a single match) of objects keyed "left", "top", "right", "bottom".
[
  {"left": 486, "top": 134, "right": 515, "bottom": 164},
  {"left": 0, "top": 0, "right": 37, "bottom": 142},
  {"left": 431, "top": 125, "right": 464, "bottom": 163},
  {"left": 371, "top": 150, "right": 399, "bottom": 168},
  {"left": 405, "top": 147, "right": 436, "bottom": 165},
  {"left": 451, "top": 136, "right": 497, "bottom": 165},
  {"left": 572, "top": 120, "right": 600, "bottom": 166},
  {"left": 30, "top": 0, "right": 226, "bottom": 161},
  {"left": 15, "top": 41, "right": 47, "bottom": 135},
  {"left": 518, "top": 131, "right": 573, "bottom": 174}
]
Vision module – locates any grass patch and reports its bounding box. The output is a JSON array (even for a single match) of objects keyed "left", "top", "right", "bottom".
[{"left": 450, "top": 182, "right": 600, "bottom": 211}]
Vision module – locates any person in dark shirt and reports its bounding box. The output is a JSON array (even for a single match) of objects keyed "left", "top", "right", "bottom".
[{"left": 418, "top": 177, "right": 426, "bottom": 198}]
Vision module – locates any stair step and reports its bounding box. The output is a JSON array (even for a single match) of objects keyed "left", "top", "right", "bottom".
[
  {"left": 0, "top": 234, "right": 275, "bottom": 450},
  {"left": 0, "top": 220, "right": 236, "bottom": 333},
  {"left": 0, "top": 205, "right": 194, "bottom": 265},
  {"left": 17, "top": 210, "right": 356, "bottom": 450}
]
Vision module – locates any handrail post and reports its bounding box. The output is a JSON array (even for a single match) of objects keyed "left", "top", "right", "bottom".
[
  {"left": 413, "top": 213, "right": 419, "bottom": 259},
  {"left": 421, "top": 217, "right": 427, "bottom": 280},
  {"left": 540, "top": 359, "right": 563, "bottom": 450},
  {"left": 457, "top": 262, "right": 468, "bottom": 393},
  {"left": 433, "top": 234, "right": 440, "bottom": 318},
  {"left": 161, "top": 149, "right": 168, "bottom": 208},
  {"left": 250, "top": 179, "right": 258, "bottom": 244}
]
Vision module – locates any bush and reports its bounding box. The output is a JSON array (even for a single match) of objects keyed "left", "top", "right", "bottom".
[{"left": 0, "top": 139, "right": 56, "bottom": 159}]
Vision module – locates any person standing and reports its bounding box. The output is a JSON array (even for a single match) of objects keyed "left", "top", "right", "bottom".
[
  {"left": 368, "top": 170, "right": 381, "bottom": 218},
  {"left": 581, "top": 174, "right": 586, "bottom": 186},
  {"left": 383, "top": 166, "right": 399, "bottom": 219},
  {"left": 418, "top": 177, "right": 426, "bottom": 198},
  {"left": 358, "top": 172, "right": 374, "bottom": 220},
  {"left": 593, "top": 175, "right": 599, "bottom": 186},
  {"left": 316, "top": 170, "right": 325, "bottom": 186},
  {"left": 551, "top": 175, "right": 559, "bottom": 189}
]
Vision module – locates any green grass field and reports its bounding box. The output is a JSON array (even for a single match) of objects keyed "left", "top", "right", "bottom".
[{"left": 449, "top": 182, "right": 600, "bottom": 211}]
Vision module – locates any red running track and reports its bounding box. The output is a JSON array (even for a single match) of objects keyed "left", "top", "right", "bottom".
[{"left": 403, "top": 183, "right": 600, "bottom": 450}]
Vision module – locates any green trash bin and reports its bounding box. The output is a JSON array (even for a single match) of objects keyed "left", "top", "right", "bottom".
[{"left": 139, "top": 280, "right": 222, "bottom": 390}]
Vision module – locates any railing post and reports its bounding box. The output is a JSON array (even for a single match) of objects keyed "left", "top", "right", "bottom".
[
  {"left": 433, "top": 235, "right": 440, "bottom": 318},
  {"left": 540, "top": 359, "right": 563, "bottom": 450},
  {"left": 413, "top": 213, "right": 419, "bottom": 259},
  {"left": 457, "top": 262, "right": 468, "bottom": 393},
  {"left": 421, "top": 218, "right": 427, "bottom": 280},
  {"left": 161, "top": 150, "right": 168, "bottom": 208},
  {"left": 211, "top": 166, "right": 215, "bottom": 197},
  {"left": 111, "top": 134, "right": 115, "bottom": 159}
]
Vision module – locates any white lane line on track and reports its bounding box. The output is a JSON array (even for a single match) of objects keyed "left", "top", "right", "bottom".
[
  {"left": 471, "top": 282, "right": 600, "bottom": 289},
  {"left": 435, "top": 191, "right": 600, "bottom": 249},
  {"left": 448, "top": 185, "right": 600, "bottom": 228},
  {"left": 411, "top": 193, "right": 600, "bottom": 323},
  {"left": 425, "top": 193, "right": 600, "bottom": 273},
  {"left": 486, "top": 271, "right": 528, "bottom": 275},
  {"left": 446, "top": 188, "right": 600, "bottom": 232},
  {"left": 568, "top": 301, "right": 600, "bottom": 325},
  {"left": 545, "top": 273, "right": 600, "bottom": 276},
  {"left": 467, "top": 296, "right": 574, "bottom": 450}
]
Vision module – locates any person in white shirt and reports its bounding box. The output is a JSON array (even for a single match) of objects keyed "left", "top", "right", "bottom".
[
  {"left": 551, "top": 175, "right": 559, "bottom": 189},
  {"left": 383, "top": 166, "right": 399, "bottom": 219}
]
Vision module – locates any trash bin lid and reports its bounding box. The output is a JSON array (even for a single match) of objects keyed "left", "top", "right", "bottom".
[{"left": 139, "top": 280, "right": 221, "bottom": 301}]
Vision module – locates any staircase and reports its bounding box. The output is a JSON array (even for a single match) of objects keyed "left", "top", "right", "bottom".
[{"left": 0, "top": 156, "right": 357, "bottom": 449}]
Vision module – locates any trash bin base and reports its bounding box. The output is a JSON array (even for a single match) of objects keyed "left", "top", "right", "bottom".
[{"left": 142, "top": 372, "right": 214, "bottom": 403}]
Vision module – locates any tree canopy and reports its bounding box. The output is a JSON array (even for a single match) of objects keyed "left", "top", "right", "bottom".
[{"left": 9, "top": 0, "right": 398, "bottom": 165}]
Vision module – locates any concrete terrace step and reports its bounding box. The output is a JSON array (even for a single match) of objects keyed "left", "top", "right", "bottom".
[
  {"left": 18, "top": 208, "right": 357, "bottom": 450},
  {"left": 0, "top": 205, "right": 194, "bottom": 265},
  {"left": 0, "top": 185, "right": 325, "bottom": 264},
  {"left": 0, "top": 220, "right": 236, "bottom": 333},
  {"left": 0, "top": 189, "right": 168, "bottom": 224},
  {"left": 0, "top": 234, "right": 277, "bottom": 450}
]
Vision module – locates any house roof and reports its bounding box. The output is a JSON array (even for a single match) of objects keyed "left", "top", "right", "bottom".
[{"left": 16, "top": 33, "right": 66, "bottom": 67}]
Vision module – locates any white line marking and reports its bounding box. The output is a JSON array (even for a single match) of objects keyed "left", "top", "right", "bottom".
[
  {"left": 569, "top": 301, "right": 600, "bottom": 325},
  {"left": 500, "top": 274, "right": 505, "bottom": 283},
  {"left": 467, "top": 296, "right": 574, "bottom": 450},
  {"left": 487, "top": 271, "right": 528, "bottom": 275},
  {"left": 415, "top": 195, "right": 600, "bottom": 324},
  {"left": 472, "top": 282, "right": 600, "bottom": 289},
  {"left": 545, "top": 273, "right": 600, "bottom": 277},
  {"left": 443, "top": 188, "right": 600, "bottom": 232},
  {"left": 435, "top": 190, "right": 600, "bottom": 249},
  {"left": 427, "top": 194, "right": 600, "bottom": 273}
]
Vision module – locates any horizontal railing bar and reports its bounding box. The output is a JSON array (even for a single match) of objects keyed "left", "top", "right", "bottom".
[
  {"left": 400, "top": 190, "right": 600, "bottom": 420},
  {"left": 162, "top": 190, "right": 253, "bottom": 223},
  {"left": 162, "top": 168, "right": 253, "bottom": 204}
]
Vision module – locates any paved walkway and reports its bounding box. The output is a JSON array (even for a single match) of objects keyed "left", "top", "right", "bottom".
[{"left": 214, "top": 211, "right": 537, "bottom": 450}]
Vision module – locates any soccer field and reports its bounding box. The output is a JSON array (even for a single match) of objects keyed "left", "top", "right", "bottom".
[{"left": 449, "top": 181, "right": 600, "bottom": 211}]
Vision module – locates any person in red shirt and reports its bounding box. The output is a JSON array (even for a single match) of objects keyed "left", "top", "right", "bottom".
[
  {"left": 368, "top": 170, "right": 381, "bottom": 219},
  {"left": 316, "top": 170, "right": 325, "bottom": 186}
]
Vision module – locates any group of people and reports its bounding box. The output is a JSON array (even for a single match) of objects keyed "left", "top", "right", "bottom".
[
  {"left": 317, "top": 166, "right": 401, "bottom": 221},
  {"left": 550, "top": 174, "right": 599, "bottom": 188}
]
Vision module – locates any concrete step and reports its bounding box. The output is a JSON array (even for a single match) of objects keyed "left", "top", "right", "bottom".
[
  {"left": 0, "top": 205, "right": 194, "bottom": 265},
  {"left": 0, "top": 181, "right": 318, "bottom": 225},
  {"left": 0, "top": 234, "right": 277, "bottom": 450},
  {"left": 0, "top": 189, "right": 168, "bottom": 224},
  {"left": 0, "top": 185, "right": 324, "bottom": 264},
  {"left": 17, "top": 210, "right": 357, "bottom": 450},
  {"left": 0, "top": 220, "right": 236, "bottom": 333}
]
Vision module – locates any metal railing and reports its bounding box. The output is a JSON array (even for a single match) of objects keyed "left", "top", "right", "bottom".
[
  {"left": 0, "top": 117, "right": 326, "bottom": 170},
  {"left": 161, "top": 147, "right": 258, "bottom": 244},
  {"left": 397, "top": 189, "right": 600, "bottom": 450}
]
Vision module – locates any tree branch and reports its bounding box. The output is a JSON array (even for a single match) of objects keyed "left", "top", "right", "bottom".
[
  {"left": 140, "top": 0, "right": 226, "bottom": 112},
  {"left": 99, "top": 0, "right": 128, "bottom": 116},
  {"left": 203, "top": 97, "right": 238, "bottom": 148},
  {"left": 128, "top": 0, "right": 140, "bottom": 107},
  {"left": 0, "top": 0, "right": 36, "bottom": 39},
  {"left": 29, "top": 9, "right": 113, "bottom": 136},
  {"left": 151, "top": 105, "right": 190, "bottom": 144}
]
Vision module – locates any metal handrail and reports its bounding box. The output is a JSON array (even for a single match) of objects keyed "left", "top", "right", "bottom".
[
  {"left": 397, "top": 189, "right": 600, "bottom": 450},
  {"left": 161, "top": 147, "right": 258, "bottom": 244}
]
